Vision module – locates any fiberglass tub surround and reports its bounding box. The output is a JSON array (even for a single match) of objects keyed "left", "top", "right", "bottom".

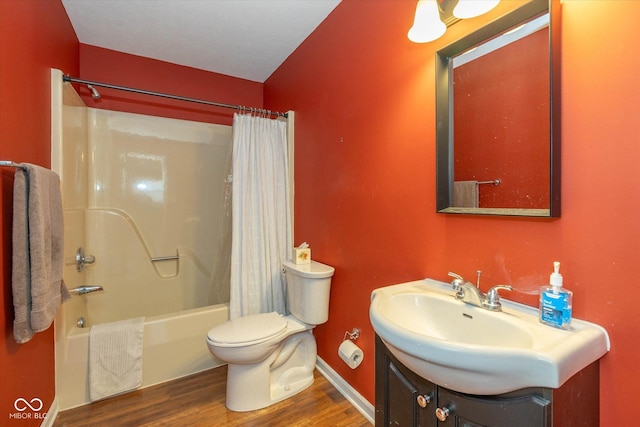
[
  {"left": 52, "top": 69, "right": 231, "bottom": 409},
  {"left": 83, "top": 107, "right": 233, "bottom": 324},
  {"left": 369, "top": 279, "right": 610, "bottom": 395},
  {"left": 57, "top": 102, "right": 233, "bottom": 327}
]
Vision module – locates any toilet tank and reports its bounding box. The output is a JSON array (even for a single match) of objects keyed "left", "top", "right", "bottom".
[{"left": 283, "top": 260, "right": 335, "bottom": 325}]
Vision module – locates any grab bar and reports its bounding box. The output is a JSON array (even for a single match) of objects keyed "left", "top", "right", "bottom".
[
  {"left": 69, "top": 285, "right": 103, "bottom": 296},
  {"left": 150, "top": 255, "right": 179, "bottom": 262}
]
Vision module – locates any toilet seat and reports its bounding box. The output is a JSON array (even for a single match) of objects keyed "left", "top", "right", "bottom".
[{"left": 207, "top": 312, "right": 287, "bottom": 348}]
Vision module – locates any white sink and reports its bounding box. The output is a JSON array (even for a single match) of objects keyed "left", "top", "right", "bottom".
[{"left": 369, "top": 279, "right": 610, "bottom": 395}]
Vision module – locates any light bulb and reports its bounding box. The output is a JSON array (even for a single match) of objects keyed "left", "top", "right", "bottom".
[
  {"left": 408, "top": 0, "right": 446, "bottom": 43},
  {"left": 453, "top": 0, "right": 500, "bottom": 19}
]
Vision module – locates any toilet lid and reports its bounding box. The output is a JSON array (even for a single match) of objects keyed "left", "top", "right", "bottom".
[{"left": 207, "top": 312, "right": 287, "bottom": 346}]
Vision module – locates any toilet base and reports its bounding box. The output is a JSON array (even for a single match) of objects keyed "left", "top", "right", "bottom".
[{"left": 225, "top": 331, "right": 317, "bottom": 412}]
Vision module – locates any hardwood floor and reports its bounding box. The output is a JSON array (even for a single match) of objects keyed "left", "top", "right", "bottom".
[{"left": 53, "top": 366, "right": 372, "bottom": 426}]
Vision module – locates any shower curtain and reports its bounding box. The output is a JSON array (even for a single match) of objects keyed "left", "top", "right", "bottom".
[{"left": 230, "top": 113, "right": 291, "bottom": 320}]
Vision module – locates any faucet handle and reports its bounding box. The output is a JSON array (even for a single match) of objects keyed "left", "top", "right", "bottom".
[
  {"left": 447, "top": 272, "right": 465, "bottom": 291},
  {"left": 448, "top": 271, "right": 464, "bottom": 281},
  {"left": 484, "top": 285, "right": 513, "bottom": 311}
]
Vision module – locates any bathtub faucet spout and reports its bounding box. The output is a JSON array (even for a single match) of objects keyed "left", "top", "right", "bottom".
[{"left": 69, "top": 285, "right": 103, "bottom": 296}]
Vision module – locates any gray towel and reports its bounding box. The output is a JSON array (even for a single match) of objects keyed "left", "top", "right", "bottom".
[
  {"left": 453, "top": 180, "right": 479, "bottom": 208},
  {"left": 12, "top": 163, "right": 70, "bottom": 343}
]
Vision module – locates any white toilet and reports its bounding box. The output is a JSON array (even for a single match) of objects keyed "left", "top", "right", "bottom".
[{"left": 206, "top": 259, "right": 335, "bottom": 412}]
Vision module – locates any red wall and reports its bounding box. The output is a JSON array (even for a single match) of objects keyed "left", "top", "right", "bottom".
[
  {"left": 454, "top": 29, "right": 549, "bottom": 208},
  {"left": 77, "top": 44, "right": 263, "bottom": 126},
  {"left": 265, "top": 0, "right": 640, "bottom": 425},
  {"left": 0, "top": 1, "right": 78, "bottom": 425},
  {"left": 0, "top": 3, "right": 261, "bottom": 425},
  {"left": 2, "top": 0, "right": 638, "bottom": 425}
]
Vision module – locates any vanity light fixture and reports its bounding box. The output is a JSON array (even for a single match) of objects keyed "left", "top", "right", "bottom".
[
  {"left": 408, "top": 0, "right": 446, "bottom": 43},
  {"left": 453, "top": 0, "right": 500, "bottom": 19},
  {"left": 408, "top": 0, "right": 501, "bottom": 43}
]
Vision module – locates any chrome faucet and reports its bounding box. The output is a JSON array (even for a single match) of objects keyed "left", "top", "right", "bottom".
[
  {"left": 68, "top": 285, "right": 103, "bottom": 296},
  {"left": 447, "top": 272, "right": 513, "bottom": 312}
]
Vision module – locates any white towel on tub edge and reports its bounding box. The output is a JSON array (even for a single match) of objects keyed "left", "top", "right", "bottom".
[{"left": 89, "top": 317, "right": 145, "bottom": 401}]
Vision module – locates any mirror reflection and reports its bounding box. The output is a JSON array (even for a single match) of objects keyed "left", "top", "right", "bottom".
[{"left": 436, "top": 0, "right": 560, "bottom": 217}]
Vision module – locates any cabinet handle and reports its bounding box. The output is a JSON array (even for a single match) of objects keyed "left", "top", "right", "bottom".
[
  {"left": 416, "top": 394, "right": 432, "bottom": 408},
  {"left": 435, "top": 407, "right": 450, "bottom": 421}
]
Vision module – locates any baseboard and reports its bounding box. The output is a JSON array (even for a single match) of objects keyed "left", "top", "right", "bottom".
[
  {"left": 41, "top": 397, "right": 58, "bottom": 427},
  {"left": 316, "top": 357, "right": 374, "bottom": 424}
]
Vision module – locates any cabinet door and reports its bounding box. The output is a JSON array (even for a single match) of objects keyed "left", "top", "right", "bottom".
[
  {"left": 387, "top": 362, "right": 419, "bottom": 426},
  {"left": 386, "top": 362, "right": 437, "bottom": 427},
  {"left": 436, "top": 387, "right": 551, "bottom": 427},
  {"left": 376, "top": 335, "right": 437, "bottom": 426}
]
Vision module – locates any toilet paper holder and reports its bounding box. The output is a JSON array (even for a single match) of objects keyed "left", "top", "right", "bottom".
[
  {"left": 339, "top": 329, "right": 364, "bottom": 369},
  {"left": 343, "top": 328, "right": 360, "bottom": 342}
]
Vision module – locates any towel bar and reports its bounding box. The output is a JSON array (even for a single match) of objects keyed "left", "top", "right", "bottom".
[
  {"left": 477, "top": 179, "right": 501, "bottom": 186},
  {"left": 0, "top": 160, "right": 26, "bottom": 169}
]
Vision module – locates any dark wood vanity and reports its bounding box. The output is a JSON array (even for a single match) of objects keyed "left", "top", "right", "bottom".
[{"left": 375, "top": 335, "right": 600, "bottom": 426}]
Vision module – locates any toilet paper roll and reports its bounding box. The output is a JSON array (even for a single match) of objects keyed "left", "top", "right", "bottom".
[{"left": 338, "top": 340, "right": 364, "bottom": 369}]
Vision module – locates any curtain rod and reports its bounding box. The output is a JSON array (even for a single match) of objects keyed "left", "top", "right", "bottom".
[{"left": 62, "top": 75, "right": 287, "bottom": 119}]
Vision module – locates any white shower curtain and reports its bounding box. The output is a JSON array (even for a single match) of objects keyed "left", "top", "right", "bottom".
[{"left": 230, "top": 113, "right": 292, "bottom": 320}]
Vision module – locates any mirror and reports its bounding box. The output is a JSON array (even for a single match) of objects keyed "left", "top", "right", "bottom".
[{"left": 436, "top": 0, "right": 560, "bottom": 217}]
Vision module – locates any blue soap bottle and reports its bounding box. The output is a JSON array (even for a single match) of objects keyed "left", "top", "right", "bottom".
[{"left": 539, "top": 262, "right": 572, "bottom": 330}]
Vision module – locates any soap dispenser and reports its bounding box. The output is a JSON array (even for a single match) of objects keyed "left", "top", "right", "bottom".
[{"left": 539, "top": 261, "right": 573, "bottom": 330}]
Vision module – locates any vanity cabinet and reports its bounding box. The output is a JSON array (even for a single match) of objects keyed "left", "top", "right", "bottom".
[{"left": 375, "top": 335, "right": 599, "bottom": 426}]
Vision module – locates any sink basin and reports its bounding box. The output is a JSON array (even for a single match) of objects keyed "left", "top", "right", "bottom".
[{"left": 369, "top": 279, "right": 610, "bottom": 395}]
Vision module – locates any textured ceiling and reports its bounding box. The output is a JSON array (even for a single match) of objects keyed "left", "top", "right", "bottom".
[{"left": 62, "top": 0, "right": 341, "bottom": 83}]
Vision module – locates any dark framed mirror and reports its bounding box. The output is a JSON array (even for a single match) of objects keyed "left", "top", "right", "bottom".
[{"left": 436, "top": 0, "right": 561, "bottom": 217}]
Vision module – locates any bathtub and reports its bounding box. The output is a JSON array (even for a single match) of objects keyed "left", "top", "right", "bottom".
[{"left": 55, "top": 303, "right": 228, "bottom": 410}]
